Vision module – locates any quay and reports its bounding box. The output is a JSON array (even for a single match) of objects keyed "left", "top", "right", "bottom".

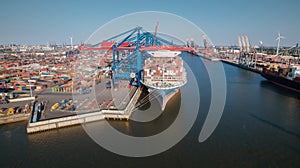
[
  {"left": 0, "top": 113, "right": 30, "bottom": 125},
  {"left": 27, "top": 111, "right": 104, "bottom": 133},
  {"left": 27, "top": 87, "right": 142, "bottom": 134},
  {"left": 196, "top": 53, "right": 221, "bottom": 61},
  {"left": 221, "top": 59, "right": 262, "bottom": 74},
  {"left": 198, "top": 54, "right": 221, "bottom": 62},
  {"left": 102, "top": 87, "right": 142, "bottom": 120},
  {"left": 194, "top": 50, "right": 262, "bottom": 74}
]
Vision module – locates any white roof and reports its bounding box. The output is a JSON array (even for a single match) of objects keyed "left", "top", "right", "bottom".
[{"left": 148, "top": 50, "right": 181, "bottom": 58}]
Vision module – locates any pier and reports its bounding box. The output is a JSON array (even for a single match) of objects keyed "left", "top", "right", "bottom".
[
  {"left": 221, "top": 59, "right": 262, "bottom": 74},
  {"left": 27, "top": 87, "right": 142, "bottom": 133},
  {"left": 197, "top": 53, "right": 221, "bottom": 61},
  {"left": 102, "top": 88, "right": 142, "bottom": 120},
  {"left": 0, "top": 113, "right": 30, "bottom": 125},
  {"left": 27, "top": 111, "right": 104, "bottom": 133}
]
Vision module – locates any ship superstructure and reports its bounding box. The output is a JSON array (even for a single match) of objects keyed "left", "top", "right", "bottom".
[{"left": 141, "top": 50, "right": 187, "bottom": 110}]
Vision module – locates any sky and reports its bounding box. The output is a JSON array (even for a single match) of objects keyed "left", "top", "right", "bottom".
[{"left": 1, "top": 0, "right": 299, "bottom": 46}]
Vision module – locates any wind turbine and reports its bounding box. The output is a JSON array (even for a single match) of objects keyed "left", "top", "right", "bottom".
[{"left": 276, "top": 32, "right": 285, "bottom": 56}]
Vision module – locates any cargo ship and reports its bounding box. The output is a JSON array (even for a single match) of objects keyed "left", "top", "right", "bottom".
[
  {"left": 141, "top": 50, "right": 187, "bottom": 110},
  {"left": 261, "top": 64, "right": 300, "bottom": 92}
]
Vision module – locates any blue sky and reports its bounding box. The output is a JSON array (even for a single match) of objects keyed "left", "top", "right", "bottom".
[{"left": 1, "top": 0, "right": 299, "bottom": 46}]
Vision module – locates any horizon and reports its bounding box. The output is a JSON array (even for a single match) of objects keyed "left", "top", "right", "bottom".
[{"left": 0, "top": 43, "right": 297, "bottom": 48}]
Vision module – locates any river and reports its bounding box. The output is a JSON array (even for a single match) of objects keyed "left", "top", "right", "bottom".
[{"left": 0, "top": 53, "right": 299, "bottom": 167}]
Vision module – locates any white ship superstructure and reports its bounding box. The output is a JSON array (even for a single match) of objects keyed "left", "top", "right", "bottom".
[{"left": 142, "top": 50, "right": 187, "bottom": 110}]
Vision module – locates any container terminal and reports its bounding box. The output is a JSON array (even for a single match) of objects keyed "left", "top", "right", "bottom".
[
  {"left": 1, "top": 27, "right": 299, "bottom": 132},
  {"left": 1, "top": 24, "right": 197, "bottom": 133},
  {"left": 194, "top": 34, "right": 299, "bottom": 92}
]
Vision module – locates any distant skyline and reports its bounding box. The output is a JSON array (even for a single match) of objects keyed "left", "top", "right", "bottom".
[{"left": 1, "top": 0, "right": 299, "bottom": 47}]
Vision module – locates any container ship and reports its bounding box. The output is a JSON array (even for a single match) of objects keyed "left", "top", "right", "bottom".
[
  {"left": 261, "top": 64, "right": 300, "bottom": 92},
  {"left": 141, "top": 50, "right": 187, "bottom": 110}
]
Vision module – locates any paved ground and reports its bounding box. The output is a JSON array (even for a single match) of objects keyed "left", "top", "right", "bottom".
[
  {"left": 0, "top": 99, "right": 31, "bottom": 114},
  {"left": 39, "top": 78, "right": 134, "bottom": 120},
  {"left": 37, "top": 88, "right": 73, "bottom": 119},
  {"left": 1, "top": 78, "right": 135, "bottom": 121}
]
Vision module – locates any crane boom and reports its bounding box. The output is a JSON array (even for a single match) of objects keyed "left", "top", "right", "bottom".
[{"left": 154, "top": 21, "right": 159, "bottom": 45}]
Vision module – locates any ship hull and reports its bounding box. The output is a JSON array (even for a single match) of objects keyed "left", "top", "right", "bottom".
[
  {"left": 261, "top": 71, "right": 300, "bottom": 93},
  {"left": 147, "top": 87, "right": 180, "bottom": 111}
]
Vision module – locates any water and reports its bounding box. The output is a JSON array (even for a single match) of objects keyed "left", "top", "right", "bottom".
[{"left": 1, "top": 53, "right": 300, "bottom": 167}]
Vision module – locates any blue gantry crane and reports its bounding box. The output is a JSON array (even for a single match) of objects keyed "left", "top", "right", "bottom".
[{"left": 80, "top": 24, "right": 194, "bottom": 88}]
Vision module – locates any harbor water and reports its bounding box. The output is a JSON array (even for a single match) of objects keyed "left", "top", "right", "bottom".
[{"left": 1, "top": 52, "right": 300, "bottom": 167}]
